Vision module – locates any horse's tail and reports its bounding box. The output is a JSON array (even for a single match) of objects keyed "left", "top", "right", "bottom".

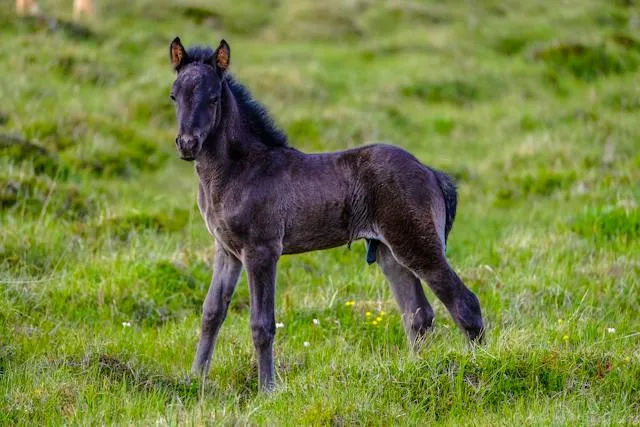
[{"left": 432, "top": 169, "right": 458, "bottom": 244}]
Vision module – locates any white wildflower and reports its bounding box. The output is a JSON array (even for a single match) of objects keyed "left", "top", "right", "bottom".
[
  {"left": 276, "top": 322, "right": 285, "bottom": 329},
  {"left": 607, "top": 327, "right": 616, "bottom": 334},
  {"left": 122, "top": 321, "right": 131, "bottom": 327},
  {"left": 303, "top": 341, "right": 310, "bottom": 347},
  {"left": 312, "top": 318, "right": 320, "bottom": 325}
]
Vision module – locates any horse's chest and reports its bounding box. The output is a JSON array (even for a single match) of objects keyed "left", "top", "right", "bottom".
[{"left": 197, "top": 187, "right": 244, "bottom": 254}]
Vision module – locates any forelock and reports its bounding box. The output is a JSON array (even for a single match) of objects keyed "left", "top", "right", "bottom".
[
  {"left": 186, "top": 46, "right": 216, "bottom": 65},
  {"left": 178, "top": 63, "right": 214, "bottom": 86}
]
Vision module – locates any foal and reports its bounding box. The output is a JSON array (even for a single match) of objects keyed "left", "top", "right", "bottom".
[{"left": 168, "top": 37, "right": 484, "bottom": 391}]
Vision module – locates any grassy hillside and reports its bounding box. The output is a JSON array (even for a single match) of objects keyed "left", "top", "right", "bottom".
[{"left": 1, "top": 0, "right": 639, "bottom": 424}]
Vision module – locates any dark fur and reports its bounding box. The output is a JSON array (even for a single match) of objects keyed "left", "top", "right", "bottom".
[
  {"left": 367, "top": 170, "right": 455, "bottom": 264},
  {"left": 432, "top": 169, "right": 457, "bottom": 244},
  {"left": 169, "top": 38, "right": 484, "bottom": 391}
]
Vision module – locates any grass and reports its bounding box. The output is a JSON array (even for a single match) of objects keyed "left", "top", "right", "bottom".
[{"left": 1, "top": 0, "right": 639, "bottom": 424}]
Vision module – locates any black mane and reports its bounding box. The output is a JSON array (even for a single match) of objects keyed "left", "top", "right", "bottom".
[
  {"left": 186, "top": 46, "right": 288, "bottom": 148},
  {"left": 226, "top": 77, "right": 288, "bottom": 147}
]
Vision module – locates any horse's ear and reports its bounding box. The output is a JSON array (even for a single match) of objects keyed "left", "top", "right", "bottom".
[
  {"left": 170, "top": 37, "right": 188, "bottom": 72},
  {"left": 215, "top": 39, "right": 230, "bottom": 74}
]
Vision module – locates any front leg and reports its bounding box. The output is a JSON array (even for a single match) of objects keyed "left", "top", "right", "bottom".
[
  {"left": 243, "top": 245, "right": 279, "bottom": 391},
  {"left": 192, "top": 244, "right": 243, "bottom": 377}
]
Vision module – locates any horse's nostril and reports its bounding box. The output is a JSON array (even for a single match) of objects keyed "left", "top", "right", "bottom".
[
  {"left": 176, "top": 135, "right": 199, "bottom": 155},
  {"left": 181, "top": 136, "right": 196, "bottom": 147}
]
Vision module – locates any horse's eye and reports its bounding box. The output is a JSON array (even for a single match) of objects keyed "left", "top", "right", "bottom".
[
  {"left": 209, "top": 96, "right": 219, "bottom": 105},
  {"left": 169, "top": 94, "right": 176, "bottom": 101}
]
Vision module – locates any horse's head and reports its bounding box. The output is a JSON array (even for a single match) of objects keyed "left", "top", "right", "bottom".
[{"left": 169, "top": 37, "right": 230, "bottom": 161}]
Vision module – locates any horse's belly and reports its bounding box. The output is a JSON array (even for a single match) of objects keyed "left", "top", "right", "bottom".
[
  {"left": 281, "top": 215, "right": 353, "bottom": 255},
  {"left": 281, "top": 234, "right": 351, "bottom": 255}
]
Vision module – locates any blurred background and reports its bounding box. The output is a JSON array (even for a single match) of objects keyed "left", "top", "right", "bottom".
[
  {"left": 1, "top": 0, "right": 639, "bottom": 424},
  {"left": 2, "top": 0, "right": 639, "bottom": 183}
]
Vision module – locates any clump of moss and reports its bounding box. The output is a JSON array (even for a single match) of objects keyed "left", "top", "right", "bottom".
[
  {"left": 0, "top": 134, "right": 67, "bottom": 177},
  {"left": 0, "top": 169, "right": 94, "bottom": 220},
  {"left": 0, "top": 240, "right": 43, "bottom": 276},
  {"left": 21, "top": 117, "right": 88, "bottom": 152},
  {"left": 62, "top": 117, "right": 168, "bottom": 177},
  {"left": 19, "top": 114, "right": 168, "bottom": 178},
  {"left": 532, "top": 40, "right": 639, "bottom": 81},
  {"left": 610, "top": 33, "right": 640, "bottom": 51}
]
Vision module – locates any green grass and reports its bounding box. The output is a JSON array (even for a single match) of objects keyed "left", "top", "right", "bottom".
[{"left": 1, "top": 0, "right": 639, "bottom": 424}]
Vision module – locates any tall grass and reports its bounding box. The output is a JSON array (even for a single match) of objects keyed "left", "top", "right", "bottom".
[{"left": 1, "top": 0, "right": 639, "bottom": 424}]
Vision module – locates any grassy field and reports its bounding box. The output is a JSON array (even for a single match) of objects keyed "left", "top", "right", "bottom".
[{"left": 1, "top": 0, "right": 639, "bottom": 424}]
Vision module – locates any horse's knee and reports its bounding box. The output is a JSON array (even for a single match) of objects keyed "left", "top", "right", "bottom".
[
  {"left": 250, "top": 320, "right": 275, "bottom": 349},
  {"left": 201, "top": 286, "right": 235, "bottom": 326},
  {"left": 202, "top": 305, "right": 224, "bottom": 324}
]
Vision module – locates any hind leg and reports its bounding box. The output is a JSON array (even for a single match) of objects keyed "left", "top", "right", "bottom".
[
  {"left": 382, "top": 231, "right": 484, "bottom": 341},
  {"left": 376, "top": 243, "right": 434, "bottom": 347},
  {"left": 419, "top": 262, "right": 484, "bottom": 342}
]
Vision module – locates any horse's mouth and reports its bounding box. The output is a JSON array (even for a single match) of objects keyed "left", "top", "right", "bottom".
[{"left": 176, "top": 137, "right": 201, "bottom": 161}]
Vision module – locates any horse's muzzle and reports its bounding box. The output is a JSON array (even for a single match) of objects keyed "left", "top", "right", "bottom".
[{"left": 176, "top": 135, "right": 200, "bottom": 161}]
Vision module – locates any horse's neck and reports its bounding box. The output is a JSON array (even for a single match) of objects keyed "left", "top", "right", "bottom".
[
  {"left": 195, "top": 134, "right": 232, "bottom": 190},
  {"left": 195, "top": 82, "right": 276, "bottom": 190},
  {"left": 195, "top": 84, "right": 240, "bottom": 179},
  {"left": 194, "top": 128, "right": 254, "bottom": 194}
]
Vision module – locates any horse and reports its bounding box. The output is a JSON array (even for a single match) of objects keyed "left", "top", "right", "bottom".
[
  {"left": 16, "top": 0, "right": 94, "bottom": 19},
  {"left": 168, "top": 37, "right": 484, "bottom": 391}
]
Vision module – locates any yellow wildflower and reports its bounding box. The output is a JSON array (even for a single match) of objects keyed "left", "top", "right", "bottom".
[{"left": 365, "top": 312, "right": 372, "bottom": 317}]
